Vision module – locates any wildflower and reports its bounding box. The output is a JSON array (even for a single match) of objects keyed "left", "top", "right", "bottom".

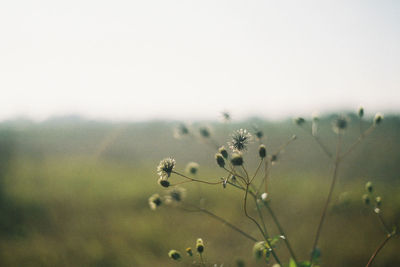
[
  {"left": 294, "top": 117, "right": 305, "bottom": 126},
  {"left": 365, "top": 181, "right": 373, "bottom": 193},
  {"left": 230, "top": 153, "right": 243, "bottom": 166},
  {"left": 158, "top": 178, "right": 170, "bottom": 188},
  {"left": 186, "top": 247, "right": 193, "bottom": 256},
  {"left": 253, "top": 241, "right": 267, "bottom": 260},
  {"left": 374, "top": 113, "right": 383, "bottom": 125},
  {"left": 168, "top": 250, "right": 181, "bottom": 260},
  {"left": 215, "top": 153, "right": 225, "bottom": 168},
  {"left": 258, "top": 144, "right": 267, "bottom": 158},
  {"left": 148, "top": 194, "right": 162, "bottom": 210},
  {"left": 358, "top": 106, "right": 364, "bottom": 118},
  {"left": 199, "top": 127, "right": 211, "bottom": 138},
  {"left": 261, "top": 193, "right": 268, "bottom": 202},
  {"left": 332, "top": 115, "right": 350, "bottom": 134},
  {"left": 185, "top": 162, "right": 199, "bottom": 175},
  {"left": 218, "top": 146, "right": 228, "bottom": 159},
  {"left": 229, "top": 129, "right": 252, "bottom": 152},
  {"left": 196, "top": 238, "right": 204, "bottom": 253},
  {"left": 166, "top": 187, "right": 186, "bottom": 202},
  {"left": 157, "top": 158, "right": 176, "bottom": 178}
]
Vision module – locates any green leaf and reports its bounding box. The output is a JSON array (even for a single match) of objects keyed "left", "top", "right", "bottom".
[{"left": 289, "top": 258, "right": 297, "bottom": 267}]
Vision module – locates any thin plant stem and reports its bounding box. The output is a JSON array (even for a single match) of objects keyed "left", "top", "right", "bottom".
[
  {"left": 365, "top": 233, "right": 395, "bottom": 267},
  {"left": 300, "top": 124, "right": 332, "bottom": 159},
  {"left": 310, "top": 133, "right": 342, "bottom": 264},
  {"left": 181, "top": 204, "right": 258, "bottom": 242},
  {"left": 376, "top": 212, "right": 391, "bottom": 235},
  {"left": 254, "top": 197, "right": 268, "bottom": 236},
  {"left": 250, "top": 158, "right": 264, "bottom": 184},
  {"left": 262, "top": 201, "right": 299, "bottom": 264},
  {"left": 340, "top": 125, "right": 375, "bottom": 159},
  {"left": 199, "top": 253, "right": 205, "bottom": 266},
  {"left": 172, "top": 171, "right": 223, "bottom": 185},
  {"left": 243, "top": 184, "right": 281, "bottom": 265}
]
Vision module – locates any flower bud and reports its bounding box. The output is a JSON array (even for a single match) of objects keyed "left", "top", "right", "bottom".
[
  {"left": 375, "top": 196, "right": 382, "bottom": 207},
  {"left": 168, "top": 250, "right": 181, "bottom": 260},
  {"left": 358, "top": 106, "right": 364, "bottom": 118},
  {"left": 362, "top": 194, "right": 370, "bottom": 205},
  {"left": 231, "top": 153, "right": 243, "bottom": 166},
  {"left": 196, "top": 238, "right": 204, "bottom": 253},
  {"left": 218, "top": 146, "right": 229, "bottom": 159},
  {"left": 252, "top": 241, "right": 267, "bottom": 260},
  {"left": 258, "top": 144, "right": 267, "bottom": 158},
  {"left": 158, "top": 178, "right": 170, "bottom": 188},
  {"left": 261, "top": 193, "right": 268, "bottom": 202},
  {"left": 215, "top": 153, "right": 225, "bottom": 168},
  {"left": 374, "top": 113, "right": 383, "bottom": 125},
  {"left": 186, "top": 247, "right": 193, "bottom": 256},
  {"left": 294, "top": 117, "right": 305, "bottom": 126},
  {"left": 365, "top": 181, "right": 373, "bottom": 193}
]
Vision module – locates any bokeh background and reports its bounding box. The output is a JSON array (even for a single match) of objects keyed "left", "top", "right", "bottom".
[{"left": 1, "top": 1, "right": 400, "bottom": 266}]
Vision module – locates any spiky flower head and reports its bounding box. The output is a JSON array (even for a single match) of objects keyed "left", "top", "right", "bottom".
[
  {"left": 230, "top": 153, "right": 243, "bottom": 166},
  {"left": 374, "top": 113, "right": 383, "bottom": 125},
  {"left": 218, "top": 146, "right": 228, "bottom": 159},
  {"left": 229, "top": 129, "right": 252, "bottom": 152},
  {"left": 166, "top": 187, "right": 186, "bottom": 203},
  {"left": 185, "top": 162, "right": 199, "bottom": 175},
  {"left": 215, "top": 153, "right": 225, "bottom": 168},
  {"left": 258, "top": 144, "right": 267, "bottom": 158},
  {"left": 168, "top": 250, "right": 181, "bottom": 260},
  {"left": 332, "top": 115, "right": 350, "bottom": 134},
  {"left": 365, "top": 181, "right": 373, "bottom": 193},
  {"left": 196, "top": 238, "right": 204, "bottom": 253},
  {"left": 148, "top": 193, "right": 162, "bottom": 210},
  {"left": 199, "top": 127, "right": 211, "bottom": 138},
  {"left": 294, "top": 117, "right": 305, "bottom": 126},
  {"left": 358, "top": 106, "right": 364, "bottom": 118},
  {"left": 158, "top": 177, "right": 170, "bottom": 188},
  {"left": 157, "top": 157, "right": 176, "bottom": 178}
]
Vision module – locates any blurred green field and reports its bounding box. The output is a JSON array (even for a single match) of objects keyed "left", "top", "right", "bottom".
[{"left": 0, "top": 114, "right": 399, "bottom": 266}]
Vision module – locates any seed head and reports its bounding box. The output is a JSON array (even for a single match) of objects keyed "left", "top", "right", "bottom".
[
  {"left": 157, "top": 158, "right": 176, "bottom": 178},
  {"left": 230, "top": 153, "right": 243, "bottom": 166},
  {"left": 332, "top": 115, "right": 350, "bottom": 134},
  {"left": 294, "top": 117, "right": 305, "bottom": 126},
  {"left": 358, "top": 106, "right": 364, "bottom": 118},
  {"left": 168, "top": 250, "right": 181, "bottom": 260},
  {"left": 196, "top": 238, "right": 204, "bottom": 253},
  {"left": 158, "top": 178, "right": 170, "bottom": 188},
  {"left": 185, "top": 162, "right": 199, "bottom": 175},
  {"left": 375, "top": 196, "right": 382, "bottom": 207},
  {"left": 166, "top": 187, "right": 186, "bottom": 202},
  {"left": 218, "top": 146, "right": 229, "bottom": 159},
  {"left": 365, "top": 181, "right": 373, "bottom": 193},
  {"left": 374, "top": 113, "right": 383, "bottom": 125},
  {"left": 258, "top": 144, "right": 267, "bottom": 158},
  {"left": 199, "top": 127, "right": 211, "bottom": 138},
  {"left": 215, "top": 153, "right": 225, "bottom": 168},
  {"left": 229, "top": 129, "right": 252, "bottom": 152},
  {"left": 186, "top": 247, "right": 193, "bottom": 256},
  {"left": 362, "top": 194, "right": 370, "bottom": 205},
  {"left": 148, "top": 193, "right": 162, "bottom": 210}
]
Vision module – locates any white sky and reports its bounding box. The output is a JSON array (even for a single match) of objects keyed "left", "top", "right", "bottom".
[{"left": 0, "top": 0, "right": 399, "bottom": 121}]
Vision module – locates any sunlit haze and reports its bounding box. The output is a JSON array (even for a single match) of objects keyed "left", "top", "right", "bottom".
[{"left": 1, "top": 1, "right": 399, "bottom": 121}]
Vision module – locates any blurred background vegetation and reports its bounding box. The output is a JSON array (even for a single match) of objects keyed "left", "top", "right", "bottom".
[{"left": 0, "top": 113, "right": 399, "bottom": 266}]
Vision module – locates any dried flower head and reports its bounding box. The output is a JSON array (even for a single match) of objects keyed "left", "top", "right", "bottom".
[
  {"left": 166, "top": 187, "right": 186, "bottom": 203},
  {"left": 157, "top": 158, "right": 176, "bottom": 178},
  {"left": 230, "top": 153, "right": 243, "bottom": 166},
  {"left": 196, "top": 238, "right": 204, "bottom": 253},
  {"left": 168, "top": 250, "right": 181, "bottom": 260},
  {"left": 148, "top": 193, "right": 162, "bottom": 210},
  {"left": 218, "top": 146, "right": 229, "bottom": 159},
  {"left": 229, "top": 129, "right": 252, "bottom": 152},
  {"left": 185, "top": 162, "right": 199, "bottom": 175},
  {"left": 199, "top": 127, "right": 211, "bottom": 138},
  {"left": 374, "top": 113, "right": 383, "bottom": 125},
  {"left": 332, "top": 115, "right": 350, "bottom": 134}
]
